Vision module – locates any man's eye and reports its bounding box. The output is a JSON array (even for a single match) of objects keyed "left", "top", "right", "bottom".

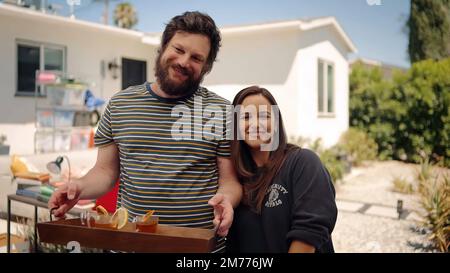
[{"left": 174, "top": 47, "right": 183, "bottom": 53}]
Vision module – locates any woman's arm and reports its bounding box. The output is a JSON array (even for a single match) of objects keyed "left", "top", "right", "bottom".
[{"left": 286, "top": 149, "right": 338, "bottom": 252}]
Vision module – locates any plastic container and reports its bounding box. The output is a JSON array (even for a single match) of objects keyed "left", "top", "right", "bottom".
[
  {"left": 70, "top": 128, "right": 91, "bottom": 150},
  {"left": 36, "top": 110, "right": 53, "bottom": 127},
  {"left": 47, "top": 85, "right": 85, "bottom": 106},
  {"left": 54, "top": 111, "right": 75, "bottom": 127}
]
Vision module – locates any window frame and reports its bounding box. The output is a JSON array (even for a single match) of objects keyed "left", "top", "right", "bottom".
[
  {"left": 15, "top": 39, "right": 66, "bottom": 97},
  {"left": 317, "top": 58, "right": 336, "bottom": 118}
]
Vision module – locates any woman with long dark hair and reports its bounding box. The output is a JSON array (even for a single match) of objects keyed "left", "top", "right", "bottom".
[{"left": 227, "top": 86, "right": 337, "bottom": 253}]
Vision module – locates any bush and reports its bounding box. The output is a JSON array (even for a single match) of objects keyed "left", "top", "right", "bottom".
[
  {"left": 417, "top": 155, "right": 435, "bottom": 185},
  {"left": 290, "top": 137, "right": 348, "bottom": 184},
  {"left": 350, "top": 58, "right": 450, "bottom": 167},
  {"left": 419, "top": 173, "right": 450, "bottom": 252},
  {"left": 319, "top": 147, "right": 346, "bottom": 184},
  {"left": 391, "top": 176, "right": 415, "bottom": 194},
  {"left": 413, "top": 152, "right": 450, "bottom": 252},
  {"left": 393, "top": 59, "right": 450, "bottom": 166},
  {"left": 338, "top": 128, "right": 378, "bottom": 166},
  {"left": 349, "top": 63, "right": 400, "bottom": 160}
]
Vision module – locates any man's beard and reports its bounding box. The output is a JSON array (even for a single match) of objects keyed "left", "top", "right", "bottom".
[{"left": 154, "top": 53, "right": 204, "bottom": 97}]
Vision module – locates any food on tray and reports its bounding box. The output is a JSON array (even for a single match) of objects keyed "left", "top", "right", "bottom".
[
  {"left": 111, "top": 208, "right": 128, "bottom": 229},
  {"left": 135, "top": 210, "right": 158, "bottom": 233},
  {"left": 95, "top": 205, "right": 108, "bottom": 215}
]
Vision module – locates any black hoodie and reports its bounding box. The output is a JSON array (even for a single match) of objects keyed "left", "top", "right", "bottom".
[{"left": 227, "top": 148, "right": 338, "bottom": 253}]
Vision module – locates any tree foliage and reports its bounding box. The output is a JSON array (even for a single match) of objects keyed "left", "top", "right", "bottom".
[
  {"left": 408, "top": 0, "right": 450, "bottom": 63},
  {"left": 114, "top": 2, "right": 138, "bottom": 29},
  {"left": 350, "top": 58, "right": 450, "bottom": 166}
]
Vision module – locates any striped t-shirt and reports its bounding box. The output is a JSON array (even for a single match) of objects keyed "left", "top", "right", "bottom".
[{"left": 94, "top": 82, "right": 231, "bottom": 232}]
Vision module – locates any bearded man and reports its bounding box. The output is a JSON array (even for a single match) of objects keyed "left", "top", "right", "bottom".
[{"left": 48, "top": 11, "right": 242, "bottom": 253}]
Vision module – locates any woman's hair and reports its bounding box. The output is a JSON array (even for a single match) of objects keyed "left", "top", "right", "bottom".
[
  {"left": 159, "top": 11, "right": 221, "bottom": 74},
  {"left": 231, "top": 86, "right": 297, "bottom": 213}
]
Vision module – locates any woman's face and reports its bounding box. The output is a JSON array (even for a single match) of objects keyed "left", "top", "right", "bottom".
[{"left": 238, "top": 94, "right": 274, "bottom": 151}]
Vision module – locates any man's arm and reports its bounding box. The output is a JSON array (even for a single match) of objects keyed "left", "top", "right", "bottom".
[
  {"left": 208, "top": 156, "right": 242, "bottom": 237},
  {"left": 49, "top": 143, "right": 120, "bottom": 217},
  {"left": 215, "top": 157, "right": 242, "bottom": 208},
  {"left": 75, "top": 143, "right": 120, "bottom": 200}
]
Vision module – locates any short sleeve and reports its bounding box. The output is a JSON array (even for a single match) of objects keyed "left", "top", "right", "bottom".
[{"left": 94, "top": 100, "right": 114, "bottom": 147}]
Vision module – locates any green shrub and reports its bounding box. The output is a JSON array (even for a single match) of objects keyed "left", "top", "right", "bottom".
[
  {"left": 338, "top": 128, "right": 378, "bottom": 166},
  {"left": 290, "top": 137, "right": 347, "bottom": 184},
  {"left": 350, "top": 58, "right": 450, "bottom": 167},
  {"left": 319, "top": 147, "right": 346, "bottom": 184},
  {"left": 349, "top": 63, "right": 399, "bottom": 160}
]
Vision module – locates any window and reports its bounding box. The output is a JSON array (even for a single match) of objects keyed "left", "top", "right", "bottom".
[
  {"left": 17, "top": 44, "right": 40, "bottom": 93},
  {"left": 317, "top": 59, "right": 335, "bottom": 116},
  {"left": 16, "top": 40, "right": 66, "bottom": 96}
]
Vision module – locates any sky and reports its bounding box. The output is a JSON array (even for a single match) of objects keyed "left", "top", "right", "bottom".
[{"left": 43, "top": 0, "right": 411, "bottom": 68}]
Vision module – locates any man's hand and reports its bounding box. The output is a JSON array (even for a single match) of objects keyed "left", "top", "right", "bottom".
[
  {"left": 208, "top": 193, "right": 234, "bottom": 237},
  {"left": 48, "top": 182, "right": 81, "bottom": 218}
]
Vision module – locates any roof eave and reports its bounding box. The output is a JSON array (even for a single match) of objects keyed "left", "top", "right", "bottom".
[
  {"left": 221, "top": 17, "right": 358, "bottom": 54},
  {"left": 0, "top": 3, "right": 146, "bottom": 40},
  {"left": 299, "top": 17, "right": 357, "bottom": 53}
]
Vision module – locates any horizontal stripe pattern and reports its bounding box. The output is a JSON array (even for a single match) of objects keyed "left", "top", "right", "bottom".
[{"left": 94, "top": 83, "right": 231, "bottom": 235}]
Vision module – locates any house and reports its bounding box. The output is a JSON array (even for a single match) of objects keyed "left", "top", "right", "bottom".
[
  {"left": 350, "top": 58, "right": 408, "bottom": 79},
  {"left": 207, "top": 17, "right": 357, "bottom": 148},
  {"left": 0, "top": 3, "right": 357, "bottom": 155},
  {"left": 0, "top": 3, "right": 159, "bottom": 155}
]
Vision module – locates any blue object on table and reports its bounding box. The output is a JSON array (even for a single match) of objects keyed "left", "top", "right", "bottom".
[{"left": 84, "top": 89, "right": 105, "bottom": 110}]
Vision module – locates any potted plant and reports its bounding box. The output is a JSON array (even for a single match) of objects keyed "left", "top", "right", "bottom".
[{"left": 0, "top": 134, "right": 10, "bottom": 155}]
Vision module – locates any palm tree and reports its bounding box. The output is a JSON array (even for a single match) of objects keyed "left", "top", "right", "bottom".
[{"left": 113, "top": 2, "right": 138, "bottom": 29}]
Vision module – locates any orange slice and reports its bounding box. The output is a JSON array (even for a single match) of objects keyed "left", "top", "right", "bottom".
[
  {"left": 96, "top": 205, "right": 108, "bottom": 215},
  {"left": 111, "top": 208, "right": 128, "bottom": 229},
  {"left": 142, "top": 210, "right": 155, "bottom": 223}
]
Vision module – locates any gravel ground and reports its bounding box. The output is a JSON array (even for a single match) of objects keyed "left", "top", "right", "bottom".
[
  {"left": 332, "top": 160, "right": 447, "bottom": 253},
  {"left": 335, "top": 161, "right": 424, "bottom": 211},
  {"left": 333, "top": 211, "right": 436, "bottom": 253}
]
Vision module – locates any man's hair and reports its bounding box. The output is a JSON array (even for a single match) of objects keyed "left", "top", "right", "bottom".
[{"left": 159, "top": 11, "right": 221, "bottom": 74}]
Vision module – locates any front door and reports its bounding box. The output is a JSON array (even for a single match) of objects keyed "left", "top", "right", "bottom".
[{"left": 122, "top": 58, "right": 147, "bottom": 90}]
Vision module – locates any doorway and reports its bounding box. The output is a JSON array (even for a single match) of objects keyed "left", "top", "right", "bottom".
[{"left": 121, "top": 58, "right": 147, "bottom": 90}]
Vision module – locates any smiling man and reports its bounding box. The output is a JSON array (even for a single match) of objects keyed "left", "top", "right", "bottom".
[
  {"left": 154, "top": 32, "right": 210, "bottom": 97},
  {"left": 48, "top": 11, "right": 242, "bottom": 253}
]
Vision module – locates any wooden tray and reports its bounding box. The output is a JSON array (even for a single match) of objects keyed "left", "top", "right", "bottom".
[{"left": 37, "top": 218, "right": 217, "bottom": 253}]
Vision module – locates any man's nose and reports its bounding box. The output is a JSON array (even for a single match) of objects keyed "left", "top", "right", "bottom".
[{"left": 178, "top": 54, "right": 191, "bottom": 68}]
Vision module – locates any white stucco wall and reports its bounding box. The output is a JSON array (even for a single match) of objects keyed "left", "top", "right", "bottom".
[
  {"left": 296, "top": 26, "right": 350, "bottom": 147},
  {"left": 204, "top": 27, "right": 302, "bottom": 138},
  {"left": 0, "top": 8, "right": 158, "bottom": 155}
]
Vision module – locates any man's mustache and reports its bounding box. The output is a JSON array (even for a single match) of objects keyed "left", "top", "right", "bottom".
[{"left": 172, "top": 64, "right": 192, "bottom": 78}]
